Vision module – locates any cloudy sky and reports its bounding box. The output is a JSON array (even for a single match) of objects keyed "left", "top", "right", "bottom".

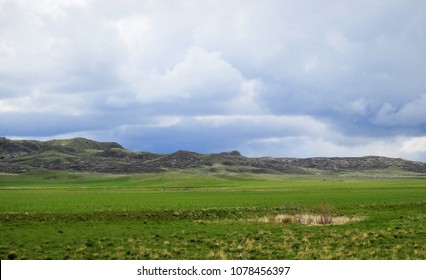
[{"left": 1, "top": 0, "right": 426, "bottom": 161}]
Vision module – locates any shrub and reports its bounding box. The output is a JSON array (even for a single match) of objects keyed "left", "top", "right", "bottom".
[{"left": 317, "top": 204, "right": 334, "bottom": 225}]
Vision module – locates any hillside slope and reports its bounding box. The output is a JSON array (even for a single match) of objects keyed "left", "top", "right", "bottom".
[{"left": 1, "top": 137, "right": 426, "bottom": 174}]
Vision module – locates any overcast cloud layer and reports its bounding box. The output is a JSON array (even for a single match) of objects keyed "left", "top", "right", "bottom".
[{"left": 1, "top": 0, "right": 426, "bottom": 161}]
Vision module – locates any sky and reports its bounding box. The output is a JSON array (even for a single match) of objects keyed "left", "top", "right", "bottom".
[{"left": 1, "top": 0, "right": 426, "bottom": 161}]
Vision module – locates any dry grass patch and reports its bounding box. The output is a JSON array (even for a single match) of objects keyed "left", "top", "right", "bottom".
[{"left": 254, "top": 214, "right": 363, "bottom": 226}]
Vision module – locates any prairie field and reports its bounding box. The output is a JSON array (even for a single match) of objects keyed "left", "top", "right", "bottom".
[{"left": 0, "top": 170, "right": 425, "bottom": 260}]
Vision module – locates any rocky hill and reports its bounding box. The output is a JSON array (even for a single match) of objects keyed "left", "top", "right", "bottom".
[{"left": 1, "top": 137, "right": 426, "bottom": 174}]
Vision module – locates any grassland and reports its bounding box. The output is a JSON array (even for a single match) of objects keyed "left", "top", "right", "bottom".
[{"left": 0, "top": 170, "right": 425, "bottom": 260}]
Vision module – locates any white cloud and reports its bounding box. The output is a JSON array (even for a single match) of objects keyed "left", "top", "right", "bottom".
[
  {"left": 229, "top": 79, "right": 265, "bottom": 114},
  {"left": 401, "top": 137, "right": 426, "bottom": 154},
  {"left": 124, "top": 46, "right": 240, "bottom": 102},
  {"left": 120, "top": 46, "right": 266, "bottom": 114},
  {"left": 148, "top": 116, "right": 182, "bottom": 128},
  {"left": 373, "top": 94, "right": 426, "bottom": 126},
  {"left": 113, "top": 16, "right": 152, "bottom": 54},
  {"left": 0, "top": 90, "right": 85, "bottom": 115},
  {"left": 37, "top": 0, "right": 89, "bottom": 18},
  {"left": 192, "top": 114, "right": 329, "bottom": 135},
  {"left": 243, "top": 134, "right": 426, "bottom": 162}
]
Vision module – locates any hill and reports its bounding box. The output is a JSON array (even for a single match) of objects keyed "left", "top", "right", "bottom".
[{"left": 1, "top": 137, "right": 426, "bottom": 174}]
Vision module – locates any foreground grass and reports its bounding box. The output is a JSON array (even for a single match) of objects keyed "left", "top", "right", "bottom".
[{"left": 0, "top": 170, "right": 425, "bottom": 259}]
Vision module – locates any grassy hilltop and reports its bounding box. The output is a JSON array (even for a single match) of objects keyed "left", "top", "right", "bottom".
[
  {"left": 2, "top": 137, "right": 426, "bottom": 174},
  {"left": 0, "top": 137, "right": 425, "bottom": 259}
]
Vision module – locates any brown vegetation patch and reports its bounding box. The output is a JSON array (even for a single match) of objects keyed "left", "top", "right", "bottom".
[{"left": 253, "top": 214, "right": 363, "bottom": 226}]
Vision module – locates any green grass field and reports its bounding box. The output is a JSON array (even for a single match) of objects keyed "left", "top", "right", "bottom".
[{"left": 0, "top": 170, "right": 425, "bottom": 259}]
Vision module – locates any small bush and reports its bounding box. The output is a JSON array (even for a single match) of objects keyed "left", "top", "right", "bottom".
[
  {"left": 317, "top": 204, "right": 334, "bottom": 225},
  {"left": 317, "top": 215, "right": 333, "bottom": 225}
]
